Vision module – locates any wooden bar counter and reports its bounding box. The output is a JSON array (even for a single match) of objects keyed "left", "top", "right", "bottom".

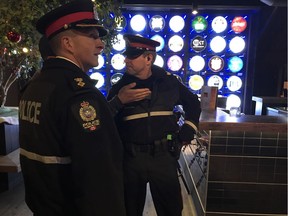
[{"left": 179, "top": 109, "right": 287, "bottom": 216}]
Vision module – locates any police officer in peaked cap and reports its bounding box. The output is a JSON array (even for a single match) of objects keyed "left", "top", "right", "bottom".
[
  {"left": 108, "top": 34, "right": 201, "bottom": 216},
  {"left": 19, "top": 1, "right": 126, "bottom": 215}
]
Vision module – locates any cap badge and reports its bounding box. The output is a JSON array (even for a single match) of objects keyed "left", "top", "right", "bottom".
[{"left": 74, "top": 78, "right": 85, "bottom": 87}]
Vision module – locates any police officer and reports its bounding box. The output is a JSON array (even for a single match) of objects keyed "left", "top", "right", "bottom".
[
  {"left": 19, "top": 1, "right": 126, "bottom": 215},
  {"left": 107, "top": 34, "right": 201, "bottom": 216}
]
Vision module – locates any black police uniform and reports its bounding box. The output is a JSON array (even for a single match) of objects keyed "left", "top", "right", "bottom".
[
  {"left": 107, "top": 64, "right": 201, "bottom": 216},
  {"left": 19, "top": 57, "right": 126, "bottom": 216}
]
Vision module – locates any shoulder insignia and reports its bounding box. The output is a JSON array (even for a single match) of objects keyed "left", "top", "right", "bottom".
[
  {"left": 79, "top": 101, "right": 100, "bottom": 131},
  {"left": 74, "top": 78, "right": 85, "bottom": 87},
  {"left": 166, "top": 72, "right": 172, "bottom": 76}
]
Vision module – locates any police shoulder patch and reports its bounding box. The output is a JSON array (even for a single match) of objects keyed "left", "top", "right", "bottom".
[{"left": 79, "top": 101, "right": 100, "bottom": 131}]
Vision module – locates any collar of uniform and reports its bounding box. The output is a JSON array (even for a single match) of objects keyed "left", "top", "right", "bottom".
[{"left": 55, "top": 56, "right": 81, "bottom": 69}]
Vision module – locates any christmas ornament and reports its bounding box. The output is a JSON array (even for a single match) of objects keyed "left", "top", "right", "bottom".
[{"left": 6, "top": 31, "right": 22, "bottom": 43}]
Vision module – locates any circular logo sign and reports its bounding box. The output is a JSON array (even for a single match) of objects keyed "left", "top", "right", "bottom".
[
  {"left": 211, "top": 16, "right": 227, "bottom": 33},
  {"left": 149, "top": 15, "right": 165, "bottom": 32},
  {"left": 189, "top": 55, "right": 205, "bottom": 72},
  {"left": 207, "top": 75, "right": 223, "bottom": 89},
  {"left": 110, "top": 73, "right": 123, "bottom": 85},
  {"left": 167, "top": 55, "right": 183, "bottom": 71},
  {"left": 208, "top": 56, "right": 224, "bottom": 72},
  {"left": 228, "top": 56, "right": 243, "bottom": 73},
  {"left": 231, "top": 16, "right": 247, "bottom": 33},
  {"left": 168, "top": 35, "right": 184, "bottom": 52},
  {"left": 192, "top": 16, "right": 208, "bottom": 33},
  {"left": 169, "top": 15, "right": 185, "bottom": 33},
  {"left": 151, "top": 34, "right": 165, "bottom": 52},
  {"left": 114, "top": 16, "right": 127, "bottom": 32},
  {"left": 188, "top": 75, "right": 204, "bottom": 91},
  {"left": 191, "top": 35, "right": 207, "bottom": 52},
  {"left": 227, "top": 76, "right": 242, "bottom": 92}
]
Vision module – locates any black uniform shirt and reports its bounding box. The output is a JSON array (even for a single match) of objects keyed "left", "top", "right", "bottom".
[{"left": 19, "top": 57, "right": 126, "bottom": 216}]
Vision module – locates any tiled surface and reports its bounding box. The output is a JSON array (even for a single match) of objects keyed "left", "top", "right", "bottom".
[
  {"left": 180, "top": 130, "right": 287, "bottom": 215},
  {"left": 207, "top": 131, "right": 287, "bottom": 214}
]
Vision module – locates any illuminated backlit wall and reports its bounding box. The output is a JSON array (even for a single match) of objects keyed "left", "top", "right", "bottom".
[{"left": 89, "top": 8, "right": 251, "bottom": 110}]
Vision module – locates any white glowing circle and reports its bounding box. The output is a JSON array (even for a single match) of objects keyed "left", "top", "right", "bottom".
[
  {"left": 226, "top": 94, "right": 241, "bottom": 110},
  {"left": 169, "top": 15, "right": 185, "bottom": 33},
  {"left": 167, "top": 55, "right": 183, "bottom": 71},
  {"left": 189, "top": 55, "right": 205, "bottom": 72},
  {"left": 151, "top": 35, "right": 165, "bottom": 52},
  {"left": 112, "top": 34, "right": 126, "bottom": 51},
  {"left": 229, "top": 36, "right": 246, "bottom": 53},
  {"left": 207, "top": 75, "right": 224, "bottom": 89},
  {"left": 168, "top": 35, "right": 184, "bottom": 52},
  {"left": 188, "top": 75, "right": 204, "bottom": 91},
  {"left": 90, "top": 72, "right": 105, "bottom": 89},
  {"left": 154, "top": 55, "right": 164, "bottom": 67},
  {"left": 130, "top": 14, "right": 146, "bottom": 32},
  {"left": 149, "top": 15, "right": 165, "bottom": 32},
  {"left": 227, "top": 76, "right": 242, "bottom": 92},
  {"left": 210, "top": 36, "right": 226, "bottom": 53},
  {"left": 111, "top": 54, "right": 126, "bottom": 70},
  {"left": 93, "top": 55, "right": 105, "bottom": 70},
  {"left": 211, "top": 16, "right": 228, "bottom": 33}
]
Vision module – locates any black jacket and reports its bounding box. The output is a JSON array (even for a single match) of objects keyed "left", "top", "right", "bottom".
[
  {"left": 107, "top": 65, "right": 201, "bottom": 145},
  {"left": 19, "top": 57, "right": 126, "bottom": 216}
]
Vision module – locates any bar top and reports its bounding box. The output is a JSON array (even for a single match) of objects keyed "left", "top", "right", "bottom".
[{"left": 199, "top": 109, "right": 287, "bottom": 132}]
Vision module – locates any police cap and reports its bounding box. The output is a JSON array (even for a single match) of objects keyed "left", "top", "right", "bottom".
[
  {"left": 36, "top": 0, "right": 108, "bottom": 39},
  {"left": 123, "top": 34, "right": 160, "bottom": 59}
]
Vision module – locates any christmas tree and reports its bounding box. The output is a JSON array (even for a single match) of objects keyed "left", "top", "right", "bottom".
[{"left": 0, "top": 0, "right": 122, "bottom": 108}]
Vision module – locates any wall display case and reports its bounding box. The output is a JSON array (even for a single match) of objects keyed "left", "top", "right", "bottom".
[{"left": 89, "top": 7, "right": 254, "bottom": 111}]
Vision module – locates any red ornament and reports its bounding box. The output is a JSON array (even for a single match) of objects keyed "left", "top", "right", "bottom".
[{"left": 6, "top": 31, "right": 22, "bottom": 43}]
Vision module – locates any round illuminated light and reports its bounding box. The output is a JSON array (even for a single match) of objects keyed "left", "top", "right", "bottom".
[
  {"left": 192, "top": 16, "right": 208, "bottom": 33},
  {"left": 226, "top": 94, "right": 241, "bottom": 110},
  {"left": 169, "top": 15, "right": 185, "bottom": 33},
  {"left": 208, "top": 56, "right": 224, "bottom": 72},
  {"left": 168, "top": 35, "right": 184, "bottom": 52},
  {"left": 110, "top": 73, "right": 123, "bottom": 85},
  {"left": 111, "top": 54, "right": 125, "bottom": 70},
  {"left": 228, "top": 56, "right": 243, "bottom": 73},
  {"left": 93, "top": 55, "right": 105, "bottom": 70},
  {"left": 229, "top": 36, "right": 245, "bottom": 53},
  {"left": 90, "top": 72, "right": 105, "bottom": 89},
  {"left": 114, "top": 16, "right": 127, "bottom": 32},
  {"left": 149, "top": 15, "right": 165, "bottom": 32},
  {"left": 191, "top": 35, "right": 207, "bottom": 52},
  {"left": 167, "top": 55, "right": 183, "bottom": 71},
  {"left": 227, "top": 75, "right": 242, "bottom": 92},
  {"left": 112, "top": 34, "right": 126, "bottom": 51},
  {"left": 130, "top": 14, "right": 146, "bottom": 32},
  {"left": 154, "top": 55, "right": 164, "bottom": 67},
  {"left": 210, "top": 36, "right": 226, "bottom": 53},
  {"left": 151, "top": 35, "right": 165, "bottom": 52},
  {"left": 207, "top": 75, "right": 223, "bottom": 89},
  {"left": 231, "top": 16, "right": 247, "bottom": 33},
  {"left": 189, "top": 55, "right": 205, "bottom": 72},
  {"left": 211, "top": 16, "right": 228, "bottom": 33},
  {"left": 188, "top": 75, "right": 204, "bottom": 91}
]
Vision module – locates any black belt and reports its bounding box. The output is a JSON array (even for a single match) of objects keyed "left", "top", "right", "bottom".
[{"left": 132, "top": 138, "right": 168, "bottom": 153}]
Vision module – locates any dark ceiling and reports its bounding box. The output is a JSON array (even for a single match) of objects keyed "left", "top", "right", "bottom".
[{"left": 123, "top": 0, "right": 287, "bottom": 7}]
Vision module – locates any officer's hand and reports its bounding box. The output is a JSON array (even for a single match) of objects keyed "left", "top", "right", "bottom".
[{"left": 118, "top": 82, "right": 151, "bottom": 104}]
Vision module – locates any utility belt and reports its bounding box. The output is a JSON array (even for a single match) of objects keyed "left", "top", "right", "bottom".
[
  {"left": 132, "top": 138, "right": 168, "bottom": 153},
  {"left": 126, "top": 133, "right": 181, "bottom": 159}
]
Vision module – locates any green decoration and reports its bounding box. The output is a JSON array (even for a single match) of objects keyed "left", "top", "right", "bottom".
[{"left": 0, "top": 0, "right": 123, "bottom": 108}]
